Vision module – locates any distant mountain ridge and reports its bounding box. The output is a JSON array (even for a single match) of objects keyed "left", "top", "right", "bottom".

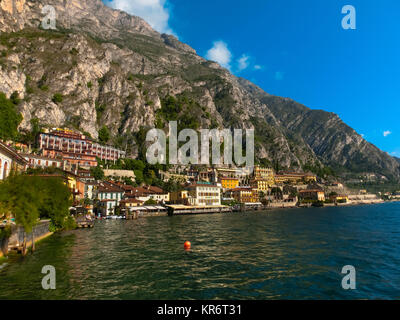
[{"left": 1, "top": 0, "right": 399, "bottom": 182}]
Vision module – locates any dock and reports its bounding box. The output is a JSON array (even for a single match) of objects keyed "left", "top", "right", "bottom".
[
  {"left": 75, "top": 217, "right": 94, "bottom": 228},
  {"left": 166, "top": 205, "right": 232, "bottom": 216},
  {"left": 125, "top": 206, "right": 168, "bottom": 218}
]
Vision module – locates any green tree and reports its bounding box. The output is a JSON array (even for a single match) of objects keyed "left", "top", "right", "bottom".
[
  {"left": 0, "top": 92, "right": 22, "bottom": 141},
  {"left": 271, "top": 187, "right": 283, "bottom": 200},
  {"left": 144, "top": 199, "right": 157, "bottom": 205},
  {"left": 36, "top": 177, "right": 73, "bottom": 231},
  {"left": 0, "top": 175, "right": 41, "bottom": 255},
  {"left": 0, "top": 174, "right": 76, "bottom": 254},
  {"left": 90, "top": 165, "right": 105, "bottom": 180},
  {"left": 134, "top": 170, "right": 144, "bottom": 185},
  {"left": 20, "top": 118, "right": 42, "bottom": 149},
  {"left": 144, "top": 169, "right": 156, "bottom": 185},
  {"left": 98, "top": 125, "right": 110, "bottom": 143}
]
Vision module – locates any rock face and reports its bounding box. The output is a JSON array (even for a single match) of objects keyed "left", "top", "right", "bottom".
[{"left": 1, "top": 0, "right": 399, "bottom": 181}]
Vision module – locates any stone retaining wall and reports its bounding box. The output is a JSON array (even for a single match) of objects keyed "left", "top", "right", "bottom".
[{"left": 8, "top": 220, "right": 51, "bottom": 248}]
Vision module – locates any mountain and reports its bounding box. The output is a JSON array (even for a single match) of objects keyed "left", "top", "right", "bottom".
[{"left": 1, "top": 0, "right": 400, "bottom": 182}]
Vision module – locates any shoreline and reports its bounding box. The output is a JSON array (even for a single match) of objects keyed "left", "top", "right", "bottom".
[
  {"left": 225, "top": 199, "right": 394, "bottom": 214},
  {"left": 0, "top": 231, "right": 53, "bottom": 258},
  {"left": 114, "top": 200, "right": 395, "bottom": 218}
]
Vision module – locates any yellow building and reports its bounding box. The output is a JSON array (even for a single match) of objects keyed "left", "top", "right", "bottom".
[
  {"left": 253, "top": 166, "right": 274, "bottom": 180},
  {"left": 169, "top": 190, "right": 189, "bottom": 204},
  {"left": 249, "top": 166, "right": 275, "bottom": 191},
  {"left": 66, "top": 173, "right": 77, "bottom": 192},
  {"left": 120, "top": 198, "right": 144, "bottom": 210},
  {"left": 299, "top": 189, "right": 325, "bottom": 201},
  {"left": 250, "top": 178, "right": 272, "bottom": 192},
  {"left": 220, "top": 177, "right": 240, "bottom": 190},
  {"left": 225, "top": 187, "right": 259, "bottom": 204},
  {"left": 330, "top": 195, "right": 349, "bottom": 203},
  {"left": 275, "top": 172, "right": 317, "bottom": 185}
]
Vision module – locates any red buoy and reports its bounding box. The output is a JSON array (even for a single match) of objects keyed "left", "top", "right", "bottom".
[{"left": 184, "top": 241, "right": 191, "bottom": 250}]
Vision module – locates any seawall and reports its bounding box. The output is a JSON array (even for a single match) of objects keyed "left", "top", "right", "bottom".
[{"left": 1, "top": 220, "right": 53, "bottom": 257}]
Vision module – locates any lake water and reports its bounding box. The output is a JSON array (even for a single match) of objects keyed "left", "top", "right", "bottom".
[{"left": 1, "top": 203, "right": 399, "bottom": 299}]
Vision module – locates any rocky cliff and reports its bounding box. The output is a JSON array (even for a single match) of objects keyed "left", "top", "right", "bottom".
[{"left": 1, "top": 0, "right": 399, "bottom": 181}]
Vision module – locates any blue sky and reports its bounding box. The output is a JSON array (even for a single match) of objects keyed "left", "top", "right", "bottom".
[{"left": 104, "top": 0, "right": 400, "bottom": 158}]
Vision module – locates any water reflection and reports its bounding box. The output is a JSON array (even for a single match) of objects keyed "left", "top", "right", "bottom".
[{"left": 1, "top": 203, "right": 400, "bottom": 299}]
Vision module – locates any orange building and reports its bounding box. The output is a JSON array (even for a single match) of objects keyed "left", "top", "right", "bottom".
[{"left": 219, "top": 177, "right": 240, "bottom": 190}]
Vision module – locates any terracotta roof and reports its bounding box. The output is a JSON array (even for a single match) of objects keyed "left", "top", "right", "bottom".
[
  {"left": 120, "top": 198, "right": 144, "bottom": 204},
  {"left": 78, "top": 169, "right": 91, "bottom": 173},
  {"left": 98, "top": 181, "right": 124, "bottom": 193},
  {"left": 120, "top": 185, "right": 167, "bottom": 195},
  {"left": 146, "top": 186, "right": 165, "bottom": 194},
  {"left": 0, "top": 141, "right": 28, "bottom": 165}
]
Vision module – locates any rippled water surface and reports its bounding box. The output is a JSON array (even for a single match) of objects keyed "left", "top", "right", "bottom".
[{"left": 1, "top": 203, "right": 399, "bottom": 299}]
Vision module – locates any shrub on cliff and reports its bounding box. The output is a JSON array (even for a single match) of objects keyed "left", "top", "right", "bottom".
[
  {"left": 98, "top": 125, "right": 110, "bottom": 143},
  {"left": 0, "top": 92, "right": 22, "bottom": 141},
  {"left": 52, "top": 93, "right": 63, "bottom": 104}
]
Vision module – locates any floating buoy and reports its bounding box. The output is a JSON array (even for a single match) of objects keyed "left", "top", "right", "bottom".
[{"left": 184, "top": 241, "right": 191, "bottom": 250}]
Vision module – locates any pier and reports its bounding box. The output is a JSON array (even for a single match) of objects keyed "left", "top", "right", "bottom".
[
  {"left": 75, "top": 217, "right": 94, "bottom": 228},
  {"left": 125, "top": 206, "right": 168, "bottom": 218},
  {"left": 166, "top": 205, "right": 232, "bottom": 216}
]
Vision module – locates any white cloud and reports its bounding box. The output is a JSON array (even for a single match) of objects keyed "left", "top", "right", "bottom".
[
  {"left": 275, "top": 71, "right": 284, "bottom": 81},
  {"left": 237, "top": 54, "right": 250, "bottom": 72},
  {"left": 107, "top": 0, "right": 175, "bottom": 35},
  {"left": 254, "top": 65, "right": 263, "bottom": 70},
  {"left": 383, "top": 130, "right": 392, "bottom": 137},
  {"left": 206, "top": 41, "right": 232, "bottom": 70}
]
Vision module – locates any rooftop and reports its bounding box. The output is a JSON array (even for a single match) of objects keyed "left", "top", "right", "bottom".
[
  {"left": 0, "top": 141, "right": 28, "bottom": 165},
  {"left": 299, "top": 189, "right": 324, "bottom": 193},
  {"left": 186, "top": 182, "right": 220, "bottom": 189}
]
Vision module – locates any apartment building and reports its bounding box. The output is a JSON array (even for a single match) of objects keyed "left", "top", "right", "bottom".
[
  {"left": 38, "top": 128, "right": 126, "bottom": 167},
  {"left": 21, "top": 153, "right": 64, "bottom": 169},
  {"left": 186, "top": 182, "right": 221, "bottom": 206},
  {"left": 219, "top": 177, "right": 240, "bottom": 190},
  {"left": 225, "top": 186, "right": 259, "bottom": 204}
]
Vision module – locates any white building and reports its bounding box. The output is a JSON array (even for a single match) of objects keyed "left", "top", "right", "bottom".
[
  {"left": 186, "top": 182, "right": 221, "bottom": 206},
  {"left": 0, "top": 141, "right": 28, "bottom": 180},
  {"left": 120, "top": 185, "right": 169, "bottom": 204},
  {"left": 97, "top": 182, "right": 124, "bottom": 216}
]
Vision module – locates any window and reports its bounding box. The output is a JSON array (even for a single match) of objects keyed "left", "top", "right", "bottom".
[{"left": 3, "top": 161, "right": 8, "bottom": 179}]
